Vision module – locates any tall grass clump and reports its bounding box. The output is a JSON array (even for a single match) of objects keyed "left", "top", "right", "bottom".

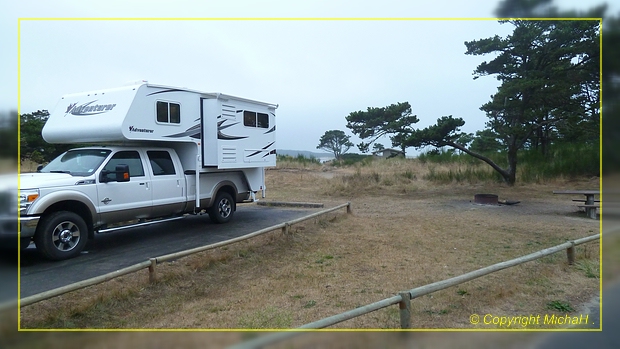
[
  {"left": 330, "top": 153, "right": 374, "bottom": 167},
  {"left": 418, "top": 148, "right": 504, "bottom": 166},
  {"left": 276, "top": 154, "right": 321, "bottom": 169},
  {"left": 418, "top": 143, "right": 598, "bottom": 184},
  {"left": 518, "top": 143, "right": 599, "bottom": 182},
  {"left": 424, "top": 165, "right": 502, "bottom": 184},
  {"left": 327, "top": 167, "right": 384, "bottom": 196},
  {"left": 325, "top": 157, "right": 425, "bottom": 196}
]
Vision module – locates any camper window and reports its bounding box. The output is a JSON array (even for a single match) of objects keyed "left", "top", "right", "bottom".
[
  {"left": 243, "top": 111, "right": 269, "bottom": 129},
  {"left": 156, "top": 101, "right": 181, "bottom": 124},
  {"left": 257, "top": 112, "right": 269, "bottom": 128},
  {"left": 243, "top": 111, "right": 256, "bottom": 127}
]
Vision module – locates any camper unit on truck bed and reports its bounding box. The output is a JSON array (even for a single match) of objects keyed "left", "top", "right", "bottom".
[{"left": 19, "top": 81, "right": 277, "bottom": 260}]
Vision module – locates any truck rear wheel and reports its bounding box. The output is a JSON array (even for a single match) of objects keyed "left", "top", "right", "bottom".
[
  {"left": 34, "top": 211, "right": 88, "bottom": 260},
  {"left": 208, "top": 192, "right": 235, "bottom": 224}
]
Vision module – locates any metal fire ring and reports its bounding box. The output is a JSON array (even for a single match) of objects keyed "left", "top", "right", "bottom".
[{"left": 474, "top": 193, "right": 498, "bottom": 205}]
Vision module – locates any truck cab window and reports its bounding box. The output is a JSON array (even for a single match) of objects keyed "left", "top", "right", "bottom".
[
  {"left": 40, "top": 149, "right": 111, "bottom": 176},
  {"left": 147, "top": 151, "right": 176, "bottom": 176},
  {"left": 102, "top": 151, "right": 145, "bottom": 180}
]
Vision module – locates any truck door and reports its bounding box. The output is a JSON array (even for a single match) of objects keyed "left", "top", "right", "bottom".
[
  {"left": 97, "top": 150, "right": 152, "bottom": 223},
  {"left": 146, "top": 150, "right": 186, "bottom": 217}
]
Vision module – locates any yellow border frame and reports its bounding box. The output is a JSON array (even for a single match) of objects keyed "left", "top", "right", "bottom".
[{"left": 16, "top": 17, "right": 603, "bottom": 334}]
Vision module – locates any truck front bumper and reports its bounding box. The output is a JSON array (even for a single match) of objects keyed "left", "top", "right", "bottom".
[{"left": 19, "top": 216, "right": 40, "bottom": 238}]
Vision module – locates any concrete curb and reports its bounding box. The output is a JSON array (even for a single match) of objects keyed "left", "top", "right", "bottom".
[{"left": 256, "top": 201, "right": 324, "bottom": 208}]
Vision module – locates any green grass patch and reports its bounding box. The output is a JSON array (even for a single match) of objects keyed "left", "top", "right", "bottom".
[
  {"left": 237, "top": 306, "right": 293, "bottom": 329},
  {"left": 546, "top": 300, "right": 575, "bottom": 313},
  {"left": 574, "top": 259, "right": 599, "bottom": 279}
]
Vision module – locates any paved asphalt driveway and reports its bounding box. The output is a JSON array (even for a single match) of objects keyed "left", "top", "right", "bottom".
[{"left": 13, "top": 203, "right": 320, "bottom": 298}]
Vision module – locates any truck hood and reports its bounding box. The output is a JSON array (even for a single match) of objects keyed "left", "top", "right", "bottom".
[{"left": 19, "top": 173, "right": 94, "bottom": 189}]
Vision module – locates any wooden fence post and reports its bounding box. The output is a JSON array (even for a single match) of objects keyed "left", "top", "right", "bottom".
[
  {"left": 149, "top": 258, "right": 157, "bottom": 283},
  {"left": 399, "top": 292, "right": 411, "bottom": 329},
  {"left": 567, "top": 242, "right": 575, "bottom": 265},
  {"left": 281, "top": 223, "right": 290, "bottom": 235},
  {"left": 346, "top": 202, "right": 352, "bottom": 214}
]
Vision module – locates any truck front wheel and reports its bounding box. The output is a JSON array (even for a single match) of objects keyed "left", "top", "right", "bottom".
[
  {"left": 208, "top": 192, "right": 235, "bottom": 224},
  {"left": 34, "top": 211, "right": 88, "bottom": 260}
]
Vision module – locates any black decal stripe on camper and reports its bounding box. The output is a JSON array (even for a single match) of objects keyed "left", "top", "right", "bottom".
[
  {"left": 218, "top": 132, "right": 248, "bottom": 140},
  {"left": 218, "top": 119, "right": 240, "bottom": 130},
  {"left": 261, "top": 141, "right": 275, "bottom": 150},
  {"left": 217, "top": 119, "right": 247, "bottom": 140},
  {"left": 218, "top": 122, "right": 239, "bottom": 131},
  {"left": 247, "top": 142, "right": 275, "bottom": 157},
  {"left": 146, "top": 89, "right": 185, "bottom": 96},
  {"left": 263, "top": 149, "right": 277, "bottom": 158},
  {"left": 264, "top": 126, "right": 275, "bottom": 134},
  {"left": 164, "top": 124, "right": 201, "bottom": 138}
]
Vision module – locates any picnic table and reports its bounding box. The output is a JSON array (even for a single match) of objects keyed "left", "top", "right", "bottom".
[{"left": 553, "top": 190, "right": 600, "bottom": 219}]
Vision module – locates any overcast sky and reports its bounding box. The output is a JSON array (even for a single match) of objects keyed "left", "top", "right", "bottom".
[{"left": 1, "top": 0, "right": 612, "bottom": 155}]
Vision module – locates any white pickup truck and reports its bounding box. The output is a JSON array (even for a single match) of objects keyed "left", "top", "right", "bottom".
[
  {"left": 19, "top": 81, "right": 277, "bottom": 260},
  {"left": 20, "top": 145, "right": 260, "bottom": 260}
]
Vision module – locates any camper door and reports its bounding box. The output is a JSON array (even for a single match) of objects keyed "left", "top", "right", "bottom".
[{"left": 202, "top": 99, "right": 276, "bottom": 169}]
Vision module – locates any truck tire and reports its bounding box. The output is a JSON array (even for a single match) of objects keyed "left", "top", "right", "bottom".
[
  {"left": 208, "top": 192, "right": 235, "bottom": 224},
  {"left": 34, "top": 211, "right": 88, "bottom": 261}
]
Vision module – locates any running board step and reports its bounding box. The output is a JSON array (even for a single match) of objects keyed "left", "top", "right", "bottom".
[{"left": 97, "top": 215, "right": 186, "bottom": 234}]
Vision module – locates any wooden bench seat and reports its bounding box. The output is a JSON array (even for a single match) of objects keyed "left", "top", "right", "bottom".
[
  {"left": 572, "top": 199, "right": 600, "bottom": 203},
  {"left": 577, "top": 204, "right": 600, "bottom": 208}
]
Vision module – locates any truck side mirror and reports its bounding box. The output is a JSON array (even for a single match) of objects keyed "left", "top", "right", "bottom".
[
  {"left": 100, "top": 164, "right": 130, "bottom": 183},
  {"left": 115, "top": 164, "right": 130, "bottom": 182}
]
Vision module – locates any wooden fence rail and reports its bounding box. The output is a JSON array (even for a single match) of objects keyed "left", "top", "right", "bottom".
[
  {"left": 228, "top": 233, "right": 600, "bottom": 349},
  {"left": 13, "top": 202, "right": 351, "bottom": 310}
]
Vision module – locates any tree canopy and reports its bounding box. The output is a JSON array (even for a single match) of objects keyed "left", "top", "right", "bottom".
[
  {"left": 402, "top": 20, "right": 600, "bottom": 185},
  {"left": 316, "top": 130, "right": 354, "bottom": 160},
  {"left": 20, "top": 110, "right": 75, "bottom": 164},
  {"left": 345, "top": 102, "right": 418, "bottom": 154},
  {"left": 495, "top": 0, "right": 613, "bottom": 172}
]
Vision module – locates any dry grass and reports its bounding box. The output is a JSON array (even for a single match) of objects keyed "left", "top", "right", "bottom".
[{"left": 19, "top": 157, "right": 602, "bottom": 331}]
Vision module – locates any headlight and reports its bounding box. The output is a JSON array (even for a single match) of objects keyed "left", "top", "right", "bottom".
[{"left": 19, "top": 189, "right": 40, "bottom": 213}]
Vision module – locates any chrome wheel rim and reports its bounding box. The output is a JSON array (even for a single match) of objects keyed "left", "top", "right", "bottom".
[
  {"left": 218, "top": 198, "right": 232, "bottom": 218},
  {"left": 52, "top": 221, "right": 81, "bottom": 252}
]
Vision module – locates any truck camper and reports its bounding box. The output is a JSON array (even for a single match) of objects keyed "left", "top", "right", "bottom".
[{"left": 19, "top": 81, "right": 277, "bottom": 260}]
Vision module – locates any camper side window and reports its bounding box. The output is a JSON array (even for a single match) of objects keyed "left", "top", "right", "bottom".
[
  {"left": 156, "top": 101, "right": 181, "bottom": 124},
  {"left": 243, "top": 111, "right": 269, "bottom": 129}
]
